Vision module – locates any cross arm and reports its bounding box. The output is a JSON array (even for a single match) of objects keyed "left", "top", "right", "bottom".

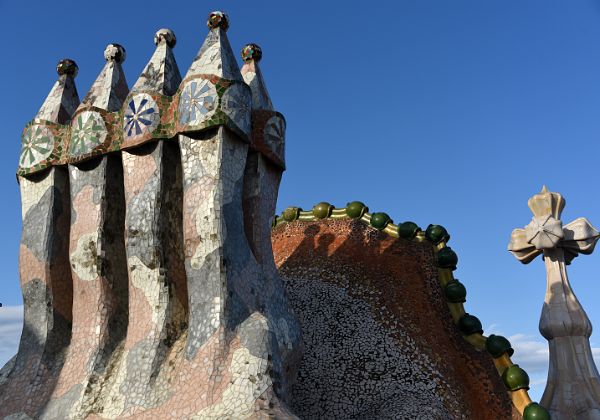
[
  {"left": 508, "top": 228, "right": 542, "bottom": 264},
  {"left": 561, "top": 217, "right": 600, "bottom": 264}
]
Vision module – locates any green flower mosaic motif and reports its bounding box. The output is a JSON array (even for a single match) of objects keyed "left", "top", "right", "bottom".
[
  {"left": 20, "top": 125, "right": 54, "bottom": 169},
  {"left": 69, "top": 111, "right": 107, "bottom": 157}
]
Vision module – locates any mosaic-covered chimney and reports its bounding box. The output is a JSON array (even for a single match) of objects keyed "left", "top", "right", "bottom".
[
  {"left": 1, "top": 11, "right": 302, "bottom": 419},
  {"left": 0, "top": 59, "right": 79, "bottom": 415}
]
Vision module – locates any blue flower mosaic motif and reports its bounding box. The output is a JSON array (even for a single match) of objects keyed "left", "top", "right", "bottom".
[
  {"left": 178, "top": 80, "right": 218, "bottom": 126},
  {"left": 124, "top": 93, "right": 160, "bottom": 137},
  {"left": 20, "top": 125, "right": 54, "bottom": 169}
]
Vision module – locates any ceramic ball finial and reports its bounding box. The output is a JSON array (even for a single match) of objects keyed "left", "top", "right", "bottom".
[
  {"left": 56, "top": 59, "right": 78, "bottom": 77},
  {"left": 104, "top": 43, "right": 126, "bottom": 63},
  {"left": 241, "top": 43, "right": 262, "bottom": 63},
  {"left": 154, "top": 28, "right": 176, "bottom": 48},
  {"left": 207, "top": 11, "right": 229, "bottom": 32}
]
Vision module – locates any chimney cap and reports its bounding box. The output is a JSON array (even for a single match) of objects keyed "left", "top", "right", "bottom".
[
  {"left": 104, "top": 43, "right": 126, "bottom": 63},
  {"left": 241, "top": 43, "right": 262, "bottom": 63},
  {"left": 56, "top": 59, "right": 78, "bottom": 77},
  {"left": 207, "top": 11, "right": 229, "bottom": 32},
  {"left": 154, "top": 28, "right": 176, "bottom": 48}
]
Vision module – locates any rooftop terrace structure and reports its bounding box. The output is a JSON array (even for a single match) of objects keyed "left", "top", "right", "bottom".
[{"left": 0, "top": 9, "right": 571, "bottom": 420}]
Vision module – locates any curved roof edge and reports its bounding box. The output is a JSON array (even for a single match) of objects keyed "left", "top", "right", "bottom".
[{"left": 273, "top": 201, "right": 549, "bottom": 420}]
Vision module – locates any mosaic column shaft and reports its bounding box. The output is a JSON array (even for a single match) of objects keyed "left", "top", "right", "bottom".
[
  {"left": 243, "top": 152, "right": 279, "bottom": 272},
  {"left": 179, "top": 127, "right": 245, "bottom": 357},
  {"left": 179, "top": 126, "right": 293, "bottom": 416},
  {"left": 41, "top": 155, "right": 128, "bottom": 418},
  {"left": 110, "top": 140, "right": 187, "bottom": 412},
  {"left": 0, "top": 168, "right": 73, "bottom": 417},
  {"left": 242, "top": 152, "right": 302, "bottom": 394}
]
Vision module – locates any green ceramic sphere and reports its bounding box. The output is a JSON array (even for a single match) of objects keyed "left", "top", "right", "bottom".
[
  {"left": 458, "top": 313, "right": 483, "bottom": 335},
  {"left": 425, "top": 224, "right": 450, "bottom": 244},
  {"left": 436, "top": 247, "right": 458, "bottom": 270},
  {"left": 444, "top": 280, "right": 467, "bottom": 303},
  {"left": 502, "top": 364, "right": 530, "bottom": 391},
  {"left": 485, "top": 334, "right": 514, "bottom": 358},
  {"left": 282, "top": 207, "right": 301, "bottom": 222},
  {"left": 523, "top": 403, "right": 550, "bottom": 420},
  {"left": 370, "top": 212, "right": 391, "bottom": 230},
  {"left": 398, "top": 221, "right": 421, "bottom": 239},
  {"left": 312, "top": 202, "right": 333, "bottom": 219},
  {"left": 346, "top": 201, "right": 368, "bottom": 219}
]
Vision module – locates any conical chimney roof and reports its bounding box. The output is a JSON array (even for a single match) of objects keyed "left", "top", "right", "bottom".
[
  {"left": 240, "top": 44, "right": 286, "bottom": 169},
  {"left": 183, "top": 11, "right": 242, "bottom": 81},
  {"left": 241, "top": 44, "right": 273, "bottom": 111},
  {"left": 178, "top": 12, "right": 252, "bottom": 138},
  {"left": 79, "top": 43, "right": 129, "bottom": 112},
  {"left": 122, "top": 30, "right": 181, "bottom": 145},
  {"left": 131, "top": 28, "right": 181, "bottom": 96},
  {"left": 35, "top": 59, "right": 81, "bottom": 124},
  {"left": 67, "top": 44, "right": 129, "bottom": 161},
  {"left": 19, "top": 60, "right": 81, "bottom": 173}
]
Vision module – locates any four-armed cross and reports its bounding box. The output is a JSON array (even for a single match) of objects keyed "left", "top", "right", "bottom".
[{"left": 509, "top": 186, "right": 600, "bottom": 418}]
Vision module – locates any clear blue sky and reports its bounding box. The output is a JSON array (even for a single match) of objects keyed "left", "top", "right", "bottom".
[{"left": 1, "top": 0, "right": 600, "bottom": 401}]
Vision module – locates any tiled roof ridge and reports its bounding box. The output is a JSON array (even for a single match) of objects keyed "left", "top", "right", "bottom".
[{"left": 273, "top": 201, "right": 550, "bottom": 420}]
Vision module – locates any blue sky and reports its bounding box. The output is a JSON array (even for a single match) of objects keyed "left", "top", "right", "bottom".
[{"left": 1, "top": 0, "right": 600, "bottom": 402}]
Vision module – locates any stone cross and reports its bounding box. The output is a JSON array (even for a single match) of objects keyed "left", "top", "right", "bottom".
[{"left": 508, "top": 186, "right": 600, "bottom": 419}]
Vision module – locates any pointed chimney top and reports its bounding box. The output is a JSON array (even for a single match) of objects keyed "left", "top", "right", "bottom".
[
  {"left": 79, "top": 44, "right": 129, "bottom": 112},
  {"left": 183, "top": 11, "right": 241, "bottom": 81},
  {"left": 241, "top": 43, "right": 273, "bottom": 111},
  {"left": 208, "top": 11, "right": 229, "bottom": 32},
  {"left": 154, "top": 28, "right": 176, "bottom": 48},
  {"left": 20, "top": 59, "right": 81, "bottom": 172},
  {"left": 130, "top": 29, "right": 181, "bottom": 96},
  {"left": 56, "top": 59, "right": 79, "bottom": 78},
  {"left": 35, "top": 59, "right": 81, "bottom": 124},
  {"left": 124, "top": 29, "right": 182, "bottom": 144}
]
